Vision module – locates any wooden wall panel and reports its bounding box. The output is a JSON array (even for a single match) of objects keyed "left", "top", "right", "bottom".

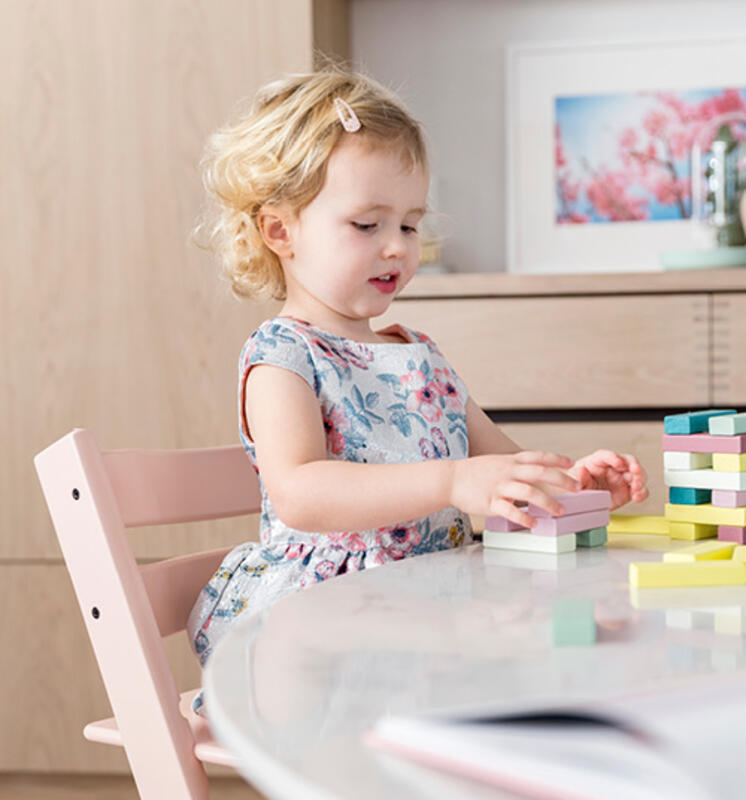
[
  {"left": 1, "top": 0, "right": 320, "bottom": 559},
  {"left": 1, "top": 564, "right": 212, "bottom": 773}
]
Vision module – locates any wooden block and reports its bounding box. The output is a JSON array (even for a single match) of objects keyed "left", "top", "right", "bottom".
[
  {"left": 665, "top": 503, "right": 746, "bottom": 527},
  {"left": 483, "top": 515, "right": 523, "bottom": 532},
  {"left": 552, "top": 598, "right": 596, "bottom": 645},
  {"left": 608, "top": 514, "right": 669, "bottom": 535},
  {"left": 526, "top": 489, "right": 610, "bottom": 518},
  {"left": 668, "top": 487, "right": 711, "bottom": 505},
  {"left": 532, "top": 509, "right": 610, "bottom": 537},
  {"left": 664, "top": 409, "right": 736, "bottom": 434},
  {"left": 629, "top": 560, "right": 746, "bottom": 588},
  {"left": 664, "top": 451, "right": 712, "bottom": 470},
  {"left": 714, "top": 607, "right": 746, "bottom": 635},
  {"left": 575, "top": 526, "right": 607, "bottom": 548},
  {"left": 665, "top": 609, "right": 697, "bottom": 629},
  {"left": 482, "top": 530, "right": 576, "bottom": 554},
  {"left": 711, "top": 489, "right": 746, "bottom": 508},
  {"left": 662, "top": 433, "right": 746, "bottom": 454},
  {"left": 663, "top": 468, "right": 746, "bottom": 491},
  {"left": 718, "top": 526, "right": 746, "bottom": 545},
  {"left": 663, "top": 541, "right": 737, "bottom": 562},
  {"left": 710, "top": 412, "right": 746, "bottom": 436},
  {"left": 712, "top": 453, "right": 746, "bottom": 472},
  {"left": 668, "top": 521, "right": 718, "bottom": 540},
  {"left": 732, "top": 546, "right": 746, "bottom": 561}
]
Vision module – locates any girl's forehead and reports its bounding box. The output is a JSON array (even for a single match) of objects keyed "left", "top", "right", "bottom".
[{"left": 323, "top": 138, "right": 428, "bottom": 201}]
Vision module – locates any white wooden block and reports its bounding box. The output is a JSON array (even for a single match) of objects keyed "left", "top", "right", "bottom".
[
  {"left": 663, "top": 451, "right": 712, "bottom": 470},
  {"left": 714, "top": 607, "right": 746, "bottom": 635},
  {"left": 482, "top": 530, "right": 576, "bottom": 554},
  {"left": 663, "top": 468, "right": 746, "bottom": 491}
]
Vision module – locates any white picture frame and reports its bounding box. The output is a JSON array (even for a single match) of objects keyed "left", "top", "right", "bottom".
[{"left": 506, "top": 35, "right": 746, "bottom": 274}]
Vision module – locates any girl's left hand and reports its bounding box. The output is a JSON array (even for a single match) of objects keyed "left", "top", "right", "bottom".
[{"left": 569, "top": 450, "right": 648, "bottom": 510}]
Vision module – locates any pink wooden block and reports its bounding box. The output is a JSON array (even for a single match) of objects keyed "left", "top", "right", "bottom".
[
  {"left": 484, "top": 515, "right": 524, "bottom": 532},
  {"left": 662, "top": 433, "right": 746, "bottom": 454},
  {"left": 532, "top": 509, "right": 610, "bottom": 537},
  {"left": 712, "top": 490, "right": 746, "bottom": 508},
  {"left": 719, "top": 525, "right": 746, "bottom": 544},
  {"left": 527, "top": 489, "right": 611, "bottom": 518}
]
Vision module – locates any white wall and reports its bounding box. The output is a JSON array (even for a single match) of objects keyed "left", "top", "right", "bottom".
[{"left": 350, "top": 0, "right": 746, "bottom": 272}]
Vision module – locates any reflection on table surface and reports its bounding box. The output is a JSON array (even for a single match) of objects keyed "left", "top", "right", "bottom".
[{"left": 205, "top": 536, "right": 746, "bottom": 800}]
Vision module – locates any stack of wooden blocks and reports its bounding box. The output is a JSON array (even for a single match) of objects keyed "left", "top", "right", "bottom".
[
  {"left": 663, "top": 409, "right": 746, "bottom": 543},
  {"left": 483, "top": 490, "right": 611, "bottom": 554},
  {"left": 630, "top": 408, "right": 746, "bottom": 588}
]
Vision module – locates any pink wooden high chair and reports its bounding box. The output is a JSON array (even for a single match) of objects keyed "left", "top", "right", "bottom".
[{"left": 34, "top": 428, "right": 262, "bottom": 799}]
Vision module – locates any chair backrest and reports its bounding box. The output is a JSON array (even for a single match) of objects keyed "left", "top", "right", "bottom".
[{"left": 34, "top": 428, "right": 261, "bottom": 799}]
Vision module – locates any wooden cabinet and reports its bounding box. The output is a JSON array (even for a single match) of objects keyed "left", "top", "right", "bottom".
[{"left": 713, "top": 294, "right": 746, "bottom": 405}]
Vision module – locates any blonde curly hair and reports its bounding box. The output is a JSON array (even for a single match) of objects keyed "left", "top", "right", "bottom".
[{"left": 193, "top": 66, "right": 429, "bottom": 301}]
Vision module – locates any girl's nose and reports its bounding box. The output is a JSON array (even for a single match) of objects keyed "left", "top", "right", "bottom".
[{"left": 382, "top": 230, "right": 407, "bottom": 259}]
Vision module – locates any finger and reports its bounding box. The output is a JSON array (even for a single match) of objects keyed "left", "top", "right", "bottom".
[
  {"left": 585, "top": 449, "right": 627, "bottom": 470},
  {"left": 514, "top": 464, "right": 581, "bottom": 492},
  {"left": 488, "top": 497, "right": 537, "bottom": 529},
  {"left": 497, "top": 481, "right": 567, "bottom": 517},
  {"left": 514, "top": 450, "right": 574, "bottom": 469}
]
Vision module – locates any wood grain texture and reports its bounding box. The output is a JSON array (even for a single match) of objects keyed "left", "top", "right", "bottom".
[
  {"left": 381, "top": 295, "right": 710, "bottom": 409},
  {"left": 712, "top": 294, "right": 746, "bottom": 406},
  {"left": 2, "top": 0, "right": 321, "bottom": 559},
  {"left": 0, "top": 564, "right": 222, "bottom": 773}
]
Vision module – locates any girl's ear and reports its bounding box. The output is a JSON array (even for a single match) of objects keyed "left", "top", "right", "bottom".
[{"left": 257, "top": 206, "right": 294, "bottom": 259}]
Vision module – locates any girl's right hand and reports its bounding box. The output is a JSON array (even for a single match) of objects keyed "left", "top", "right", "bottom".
[{"left": 448, "top": 451, "right": 580, "bottom": 528}]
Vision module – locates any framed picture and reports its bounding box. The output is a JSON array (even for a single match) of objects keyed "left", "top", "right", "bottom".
[{"left": 506, "top": 35, "right": 746, "bottom": 274}]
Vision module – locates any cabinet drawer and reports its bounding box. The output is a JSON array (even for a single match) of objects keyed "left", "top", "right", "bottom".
[
  {"left": 384, "top": 295, "right": 709, "bottom": 409},
  {"left": 713, "top": 294, "right": 746, "bottom": 405}
]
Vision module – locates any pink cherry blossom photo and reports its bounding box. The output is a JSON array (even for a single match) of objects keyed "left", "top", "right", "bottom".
[{"left": 555, "top": 87, "right": 746, "bottom": 225}]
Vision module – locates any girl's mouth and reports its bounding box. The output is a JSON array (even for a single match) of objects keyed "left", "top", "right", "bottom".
[{"left": 369, "top": 273, "right": 399, "bottom": 294}]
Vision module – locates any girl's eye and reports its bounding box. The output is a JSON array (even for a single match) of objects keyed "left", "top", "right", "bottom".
[
  {"left": 401, "top": 225, "right": 418, "bottom": 235},
  {"left": 352, "top": 222, "right": 377, "bottom": 232}
]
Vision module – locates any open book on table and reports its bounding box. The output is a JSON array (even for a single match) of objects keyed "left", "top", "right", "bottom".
[{"left": 366, "top": 675, "right": 746, "bottom": 800}]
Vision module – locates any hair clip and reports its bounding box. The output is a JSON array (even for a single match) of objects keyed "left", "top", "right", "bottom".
[{"left": 334, "top": 97, "right": 361, "bottom": 132}]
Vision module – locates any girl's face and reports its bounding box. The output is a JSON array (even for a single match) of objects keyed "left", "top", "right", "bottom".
[{"left": 280, "top": 136, "right": 429, "bottom": 339}]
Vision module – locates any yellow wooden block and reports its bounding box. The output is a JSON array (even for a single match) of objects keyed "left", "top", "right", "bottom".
[
  {"left": 663, "top": 541, "right": 737, "bottom": 562},
  {"left": 665, "top": 503, "right": 746, "bottom": 527},
  {"left": 608, "top": 515, "right": 669, "bottom": 535},
  {"left": 668, "top": 521, "right": 718, "bottom": 540},
  {"left": 733, "top": 546, "right": 746, "bottom": 562},
  {"left": 630, "top": 560, "right": 746, "bottom": 588},
  {"left": 713, "top": 453, "right": 746, "bottom": 472}
]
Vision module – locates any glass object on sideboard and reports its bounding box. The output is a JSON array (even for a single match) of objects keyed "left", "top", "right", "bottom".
[{"left": 691, "top": 112, "right": 746, "bottom": 248}]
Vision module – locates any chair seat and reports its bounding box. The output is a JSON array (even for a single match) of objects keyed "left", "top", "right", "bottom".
[{"left": 83, "top": 689, "right": 237, "bottom": 768}]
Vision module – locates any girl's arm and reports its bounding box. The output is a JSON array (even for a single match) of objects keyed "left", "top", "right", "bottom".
[
  {"left": 464, "top": 396, "right": 522, "bottom": 456},
  {"left": 245, "top": 365, "right": 579, "bottom": 532}
]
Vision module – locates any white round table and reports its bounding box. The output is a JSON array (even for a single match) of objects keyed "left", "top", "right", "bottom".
[{"left": 204, "top": 536, "right": 746, "bottom": 799}]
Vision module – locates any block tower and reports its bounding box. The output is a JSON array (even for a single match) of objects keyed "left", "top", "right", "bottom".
[
  {"left": 482, "top": 489, "right": 611, "bottom": 554},
  {"left": 663, "top": 409, "right": 746, "bottom": 543}
]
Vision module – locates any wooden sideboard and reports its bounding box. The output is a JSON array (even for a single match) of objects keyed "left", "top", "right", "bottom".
[{"left": 380, "top": 268, "right": 746, "bottom": 517}]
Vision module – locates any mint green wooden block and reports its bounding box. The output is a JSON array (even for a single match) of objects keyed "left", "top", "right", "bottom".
[
  {"left": 552, "top": 599, "right": 596, "bottom": 646},
  {"left": 576, "top": 526, "right": 607, "bottom": 547},
  {"left": 710, "top": 412, "right": 746, "bottom": 436}
]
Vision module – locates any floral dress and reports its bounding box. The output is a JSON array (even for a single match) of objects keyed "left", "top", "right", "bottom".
[{"left": 186, "top": 316, "right": 473, "bottom": 706}]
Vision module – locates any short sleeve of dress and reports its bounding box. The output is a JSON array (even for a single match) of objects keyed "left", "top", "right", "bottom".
[{"left": 238, "top": 318, "right": 319, "bottom": 441}]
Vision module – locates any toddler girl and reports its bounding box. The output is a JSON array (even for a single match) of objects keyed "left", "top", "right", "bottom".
[{"left": 187, "top": 67, "right": 648, "bottom": 687}]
